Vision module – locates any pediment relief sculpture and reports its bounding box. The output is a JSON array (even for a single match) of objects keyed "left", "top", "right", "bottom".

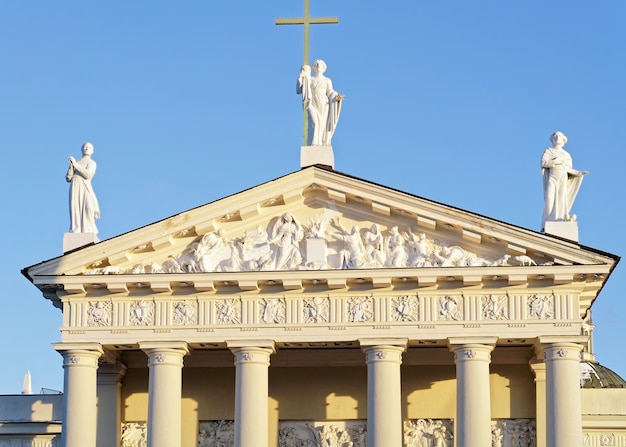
[{"left": 84, "top": 211, "right": 553, "bottom": 276}]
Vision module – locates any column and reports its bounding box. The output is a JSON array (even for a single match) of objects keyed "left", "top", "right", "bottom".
[
  {"left": 140, "top": 342, "right": 189, "bottom": 447},
  {"left": 227, "top": 340, "right": 275, "bottom": 447},
  {"left": 448, "top": 337, "right": 496, "bottom": 447},
  {"left": 53, "top": 342, "right": 103, "bottom": 447},
  {"left": 96, "top": 362, "right": 127, "bottom": 447},
  {"left": 529, "top": 357, "right": 546, "bottom": 447},
  {"left": 540, "top": 337, "right": 584, "bottom": 447},
  {"left": 360, "top": 338, "right": 407, "bottom": 447}
]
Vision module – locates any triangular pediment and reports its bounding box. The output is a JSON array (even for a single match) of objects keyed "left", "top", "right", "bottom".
[{"left": 25, "top": 167, "right": 617, "bottom": 306}]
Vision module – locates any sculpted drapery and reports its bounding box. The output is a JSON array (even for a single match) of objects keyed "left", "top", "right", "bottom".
[
  {"left": 66, "top": 142, "right": 100, "bottom": 234},
  {"left": 297, "top": 59, "right": 343, "bottom": 146},
  {"left": 540, "top": 131, "right": 587, "bottom": 229}
]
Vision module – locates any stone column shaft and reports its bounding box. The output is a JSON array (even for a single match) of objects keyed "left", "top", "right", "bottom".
[
  {"left": 530, "top": 359, "right": 546, "bottom": 447},
  {"left": 140, "top": 342, "right": 189, "bottom": 447},
  {"left": 228, "top": 341, "right": 275, "bottom": 447},
  {"left": 54, "top": 343, "right": 103, "bottom": 447},
  {"left": 542, "top": 341, "right": 583, "bottom": 447},
  {"left": 449, "top": 338, "right": 496, "bottom": 447},
  {"left": 361, "top": 339, "right": 407, "bottom": 447},
  {"left": 96, "top": 362, "right": 127, "bottom": 447}
]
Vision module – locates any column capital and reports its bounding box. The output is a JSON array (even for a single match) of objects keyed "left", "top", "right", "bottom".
[
  {"left": 358, "top": 338, "right": 408, "bottom": 349},
  {"left": 542, "top": 343, "right": 583, "bottom": 362},
  {"left": 53, "top": 342, "right": 103, "bottom": 367},
  {"left": 97, "top": 362, "right": 127, "bottom": 385},
  {"left": 228, "top": 342, "right": 275, "bottom": 367},
  {"left": 447, "top": 336, "right": 498, "bottom": 347},
  {"left": 529, "top": 358, "right": 547, "bottom": 380},
  {"left": 226, "top": 339, "right": 276, "bottom": 350},
  {"left": 537, "top": 335, "right": 588, "bottom": 346},
  {"left": 139, "top": 341, "right": 189, "bottom": 368}
]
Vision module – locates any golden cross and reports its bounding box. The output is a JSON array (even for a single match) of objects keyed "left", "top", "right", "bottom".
[
  {"left": 275, "top": 0, "right": 339, "bottom": 66},
  {"left": 276, "top": 0, "right": 339, "bottom": 146}
]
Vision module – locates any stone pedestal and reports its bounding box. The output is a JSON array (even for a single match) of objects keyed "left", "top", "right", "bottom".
[
  {"left": 63, "top": 232, "right": 99, "bottom": 253},
  {"left": 361, "top": 339, "right": 407, "bottom": 447},
  {"left": 543, "top": 221, "right": 578, "bottom": 242},
  {"left": 228, "top": 341, "right": 275, "bottom": 447},
  {"left": 54, "top": 342, "right": 103, "bottom": 447},
  {"left": 300, "top": 145, "right": 334, "bottom": 169},
  {"left": 140, "top": 342, "right": 189, "bottom": 447},
  {"left": 305, "top": 237, "right": 327, "bottom": 268}
]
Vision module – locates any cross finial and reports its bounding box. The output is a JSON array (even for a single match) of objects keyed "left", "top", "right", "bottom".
[
  {"left": 276, "top": 1, "right": 339, "bottom": 147},
  {"left": 275, "top": 0, "right": 339, "bottom": 66}
]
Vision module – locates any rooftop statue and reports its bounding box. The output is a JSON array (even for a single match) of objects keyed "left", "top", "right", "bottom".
[
  {"left": 540, "top": 131, "right": 588, "bottom": 229},
  {"left": 66, "top": 142, "right": 100, "bottom": 234},
  {"left": 297, "top": 59, "right": 344, "bottom": 146}
]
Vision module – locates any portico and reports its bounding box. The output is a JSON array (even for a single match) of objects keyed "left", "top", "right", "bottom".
[{"left": 25, "top": 167, "right": 617, "bottom": 447}]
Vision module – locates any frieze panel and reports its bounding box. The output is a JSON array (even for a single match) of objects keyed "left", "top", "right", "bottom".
[
  {"left": 84, "top": 212, "right": 550, "bottom": 275},
  {"left": 87, "top": 300, "right": 112, "bottom": 326},
  {"left": 260, "top": 298, "right": 286, "bottom": 324},
  {"left": 347, "top": 296, "right": 373, "bottom": 323},
  {"left": 582, "top": 432, "right": 626, "bottom": 446},
  {"left": 121, "top": 422, "right": 146, "bottom": 447},
  {"left": 303, "top": 296, "right": 330, "bottom": 323},
  {"left": 482, "top": 295, "right": 508, "bottom": 320},
  {"left": 404, "top": 419, "right": 454, "bottom": 447},
  {"left": 129, "top": 301, "right": 154, "bottom": 326},
  {"left": 66, "top": 293, "right": 576, "bottom": 330},
  {"left": 215, "top": 299, "right": 241, "bottom": 325},
  {"left": 199, "top": 420, "right": 234, "bottom": 447},
  {"left": 527, "top": 294, "right": 554, "bottom": 320},
  {"left": 439, "top": 296, "right": 463, "bottom": 321},
  {"left": 491, "top": 419, "right": 536, "bottom": 447},
  {"left": 173, "top": 301, "right": 196, "bottom": 325},
  {"left": 279, "top": 421, "right": 367, "bottom": 447}
]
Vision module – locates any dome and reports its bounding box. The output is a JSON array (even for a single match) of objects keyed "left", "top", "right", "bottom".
[{"left": 580, "top": 362, "right": 626, "bottom": 389}]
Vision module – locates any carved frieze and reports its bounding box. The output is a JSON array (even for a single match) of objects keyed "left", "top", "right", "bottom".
[
  {"left": 279, "top": 421, "right": 367, "bottom": 447},
  {"left": 303, "top": 296, "right": 329, "bottom": 323},
  {"left": 84, "top": 212, "right": 546, "bottom": 275},
  {"left": 482, "top": 295, "right": 508, "bottom": 320},
  {"left": 121, "top": 422, "right": 146, "bottom": 447},
  {"left": 129, "top": 301, "right": 154, "bottom": 326},
  {"left": 491, "top": 419, "right": 536, "bottom": 447},
  {"left": 261, "top": 298, "right": 286, "bottom": 324},
  {"left": 87, "top": 300, "right": 112, "bottom": 326},
  {"left": 216, "top": 299, "right": 241, "bottom": 325},
  {"left": 198, "top": 420, "right": 234, "bottom": 447},
  {"left": 392, "top": 295, "right": 419, "bottom": 322},
  {"left": 67, "top": 292, "right": 574, "bottom": 331},
  {"left": 348, "top": 296, "right": 373, "bottom": 322},
  {"left": 439, "top": 296, "right": 462, "bottom": 321},
  {"left": 173, "top": 301, "right": 196, "bottom": 325},
  {"left": 404, "top": 419, "right": 454, "bottom": 446},
  {"left": 527, "top": 294, "right": 554, "bottom": 320}
]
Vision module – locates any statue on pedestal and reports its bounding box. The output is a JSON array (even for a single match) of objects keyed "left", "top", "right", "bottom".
[
  {"left": 541, "top": 131, "right": 588, "bottom": 229},
  {"left": 66, "top": 142, "right": 100, "bottom": 234},
  {"left": 297, "top": 59, "right": 343, "bottom": 146}
]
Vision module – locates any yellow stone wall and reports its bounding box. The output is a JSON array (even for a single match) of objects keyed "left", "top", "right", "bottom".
[{"left": 120, "top": 354, "right": 536, "bottom": 446}]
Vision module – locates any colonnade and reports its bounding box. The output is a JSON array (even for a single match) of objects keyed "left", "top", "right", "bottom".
[{"left": 53, "top": 336, "right": 584, "bottom": 447}]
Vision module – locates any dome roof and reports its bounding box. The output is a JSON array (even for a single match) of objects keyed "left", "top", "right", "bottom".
[{"left": 580, "top": 362, "right": 626, "bottom": 389}]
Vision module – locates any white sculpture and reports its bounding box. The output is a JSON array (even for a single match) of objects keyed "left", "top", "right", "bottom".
[
  {"left": 297, "top": 60, "right": 343, "bottom": 146},
  {"left": 332, "top": 218, "right": 367, "bottom": 269},
  {"left": 66, "top": 142, "right": 100, "bottom": 234},
  {"left": 269, "top": 213, "right": 304, "bottom": 270},
  {"left": 541, "top": 131, "right": 588, "bottom": 229}
]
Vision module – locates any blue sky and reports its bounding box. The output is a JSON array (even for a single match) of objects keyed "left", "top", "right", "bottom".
[{"left": 1, "top": 1, "right": 625, "bottom": 394}]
